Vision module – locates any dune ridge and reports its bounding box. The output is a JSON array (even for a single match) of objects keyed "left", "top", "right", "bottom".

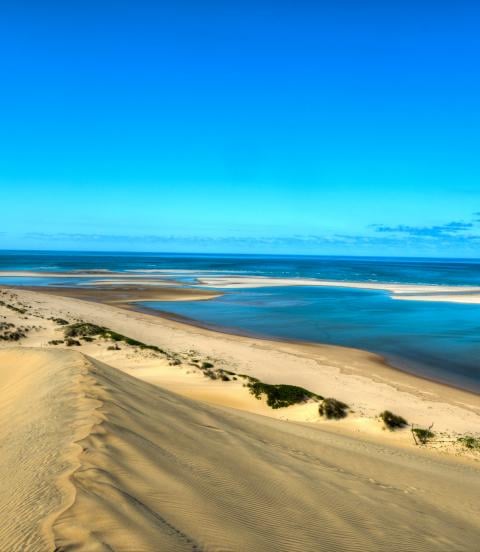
[
  {"left": 0, "top": 349, "right": 97, "bottom": 551},
  {"left": 2, "top": 348, "right": 479, "bottom": 551}
]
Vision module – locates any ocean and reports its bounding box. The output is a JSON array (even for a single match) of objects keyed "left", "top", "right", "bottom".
[{"left": 1, "top": 251, "right": 480, "bottom": 392}]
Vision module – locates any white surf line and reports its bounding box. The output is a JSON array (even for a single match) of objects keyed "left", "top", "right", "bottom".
[
  {"left": 196, "top": 276, "right": 480, "bottom": 304},
  {"left": 0, "top": 271, "right": 177, "bottom": 280}
]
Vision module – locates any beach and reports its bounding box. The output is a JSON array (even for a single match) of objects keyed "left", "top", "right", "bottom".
[
  {"left": 1, "top": 283, "right": 480, "bottom": 549},
  {"left": 196, "top": 275, "right": 480, "bottom": 303}
]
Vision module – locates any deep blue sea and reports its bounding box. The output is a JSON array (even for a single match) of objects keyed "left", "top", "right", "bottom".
[{"left": 1, "top": 251, "right": 480, "bottom": 392}]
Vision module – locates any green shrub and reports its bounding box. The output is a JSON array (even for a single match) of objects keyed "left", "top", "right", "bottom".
[
  {"left": 457, "top": 435, "right": 480, "bottom": 450},
  {"left": 201, "top": 361, "right": 214, "bottom": 369},
  {"left": 380, "top": 410, "right": 408, "bottom": 430},
  {"left": 64, "top": 322, "right": 165, "bottom": 354},
  {"left": 248, "top": 382, "right": 322, "bottom": 409},
  {"left": 65, "top": 338, "right": 81, "bottom": 347},
  {"left": 0, "top": 301, "right": 26, "bottom": 314},
  {"left": 51, "top": 317, "right": 69, "bottom": 325},
  {"left": 65, "top": 322, "right": 104, "bottom": 338},
  {"left": 48, "top": 339, "right": 64, "bottom": 345},
  {"left": 412, "top": 427, "right": 435, "bottom": 445},
  {"left": 319, "top": 398, "right": 349, "bottom": 419},
  {"left": 203, "top": 369, "right": 218, "bottom": 380}
]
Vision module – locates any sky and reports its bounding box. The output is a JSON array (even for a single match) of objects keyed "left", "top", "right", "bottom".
[{"left": 1, "top": 1, "right": 480, "bottom": 256}]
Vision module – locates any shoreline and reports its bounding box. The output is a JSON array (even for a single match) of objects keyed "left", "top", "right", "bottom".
[
  {"left": 3, "top": 285, "right": 480, "bottom": 420},
  {"left": 12, "top": 283, "right": 479, "bottom": 396},
  {"left": 4, "top": 269, "right": 480, "bottom": 304},
  {"left": 130, "top": 301, "right": 480, "bottom": 397}
]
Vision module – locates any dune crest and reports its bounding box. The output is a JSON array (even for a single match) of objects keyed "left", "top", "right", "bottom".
[
  {"left": 1, "top": 348, "right": 480, "bottom": 551},
  {"left": 0, "top": 349, "right": 96, "bottom": 551}
]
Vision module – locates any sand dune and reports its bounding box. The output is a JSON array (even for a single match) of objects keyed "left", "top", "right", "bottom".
[{"left": 1, "top": 348, "right": 479, "bottom": 551}]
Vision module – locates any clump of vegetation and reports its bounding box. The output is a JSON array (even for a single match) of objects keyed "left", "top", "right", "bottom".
[
  {"left": 199, "top": 365, "right": 235, "bottom": 381},
  {"left": 380, "top": 410, "right": 408, "bottom": 430},
  {"left": 50, "top": 317, "right": 69, "bottom": 325},
  {"left": 412, "top": 425, "right": 435, "bottom": 445},
  {"left": 107, "top": 344, "right": 121, "bottom": 351},
  {"left": 457, "top": 435, "right": 480, "bottom": 450},
  {"left": 248, "top": 381, "right": 322, "bottom": 409},
  {"left": 0, "top": 301, "right": 26, "bottom": 314},
  {"left": 319, "top": 398, "right": 349, "bottom": 419},
  {"left": 0, "top": 322, "right": 27, "bottom": 341},
  {"left": 65, "top": 338, "right": 81, "bottom": 347},
  {"left": 0, "top": 330, "right": 26, "bottom": 341},
  {"left": 64, "top": 322, "right": 166, "bottom": 354},
  {"left": 64, "top": 322, "right": 105, "bottom": 338},
  {"left": 48, "top": 339, "right": 64, "bottom": 345},
  {"left": 204, "top": 369, "right": 218, "bottom": 380},
  {"left": 82, "top": 336, "right": 95, "bottom": 342}
]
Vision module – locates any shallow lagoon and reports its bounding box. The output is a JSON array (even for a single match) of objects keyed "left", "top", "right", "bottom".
[{"left": 142, "top": 285, "right": 480, "bottom": 393}]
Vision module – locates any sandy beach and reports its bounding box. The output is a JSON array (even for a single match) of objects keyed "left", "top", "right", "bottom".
[
  {"left": 5, "top": 269, "right": 480, "bottom": 304},
  {"left": 197, "top": 276, "right": 480, "bottom": 304},
  {"left": 1, "top": 285, "right": 480, "bottom": 550}
]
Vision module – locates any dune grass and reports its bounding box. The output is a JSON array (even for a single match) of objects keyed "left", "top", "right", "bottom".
[
  {"left": 380, "top": 410, "right": 408, "bottom": 430},
  {"left": 64, "top": 322, "right": 166, "bottom": 354},
  {"left": 319, "top": 398, "right": 349, "bottom": 419},
  {"left": 247, "top": 381, "right": 323, "bottom": 409}
]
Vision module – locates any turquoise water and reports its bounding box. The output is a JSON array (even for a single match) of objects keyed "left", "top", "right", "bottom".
[
  {"left": 1, "top": 251, "right": 480, "bottom": 392},
  {"left": 2, "top": 250, "right": 480, "bottom": 286},
  {"left": 141, "top": 286, "right": 480, "bottom": 392}
]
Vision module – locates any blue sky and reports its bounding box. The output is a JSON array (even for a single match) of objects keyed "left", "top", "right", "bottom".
[{"left": 1, "top": 1, "right": 480, "bottom": 256}]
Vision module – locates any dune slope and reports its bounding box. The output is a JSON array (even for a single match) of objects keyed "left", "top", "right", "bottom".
[
  {"left": 1, "top": 348, "right": 479, "bottom": 551},
  {"left": 0, "top": 349, "right": 94, "bottom": 551}
]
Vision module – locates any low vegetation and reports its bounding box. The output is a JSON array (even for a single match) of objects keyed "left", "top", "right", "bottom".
[
  {"left": 0, "top": 300, "right": 26, "bottom": 314},
  {"left": 412, "top": 425, "right": 435, "bottom": 445},
  {"left": 64, "top": 322, "right": 166, "bottom": 354},
  {"left": 457, "top": 435, "right": 480, "bottom": 450},
  {"left": 0, "top": 322, "right": 28, "bottom": 341},
  {"left": 248, "top": 381, "right": 323, "bottom": 409},
  {"left": 49, "top": 317, "right": 70, "bottom": 325},
  {"left": 380, "top": 410, "right": 408, "bottom": 430},
  {"left": 48, "top": 339, "right": 64, "bottom": 346},
  {"left": 318, "top": 398, "right": 349, "bottom": 419}
]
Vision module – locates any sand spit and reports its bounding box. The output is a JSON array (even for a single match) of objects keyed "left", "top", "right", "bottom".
[
  {"left": 197, "top": 276, "right": 480, "bottom": 304},
  {"left": 1, "top": 348, "right": 479, "bottom": 551},
  {"left": 13, "top": 284, "right": 222, "bottom": 305}
]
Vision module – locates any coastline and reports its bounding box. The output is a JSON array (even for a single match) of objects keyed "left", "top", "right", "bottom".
[
  {"left": 129, "top": 301, "right": 480, "bottom": 396},
  {"left": 4, "top": 269, "right": 480, "bottom": 304},
  {"left": 2, "top": 283, "right": 480, "bottom": 548},
  {"left": 2, "top": 285, "right": 480, "bottom": 436},
  {"left": 13, "top": 283, "right": 479, "bottom": 395}
]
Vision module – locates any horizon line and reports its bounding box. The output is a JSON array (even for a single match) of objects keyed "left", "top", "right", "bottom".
[{"left": 1, "top": 248, "right": 480, "bottom": 262}]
